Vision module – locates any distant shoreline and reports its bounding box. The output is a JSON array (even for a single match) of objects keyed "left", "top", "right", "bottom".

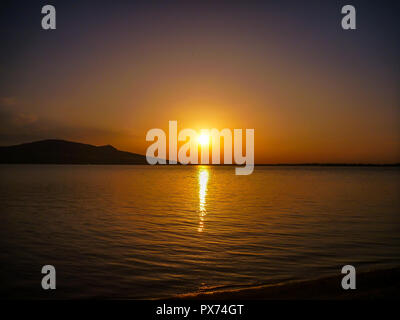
[
  {"left": 1, "top": 140, "right": 399, "bottom": 166},
  {"left": 174, "top": 267, "right": 400, "bottom": 300},
  {"left": 0, "top": 163, "right": 399, "bottom": 167}
]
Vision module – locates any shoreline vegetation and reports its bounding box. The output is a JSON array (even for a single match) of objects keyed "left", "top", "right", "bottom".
[
  {"left": 1, "top": 139, "right": 399, "bottom": 166},
  {"left": 175, "top": 267, "right": 400, "bottom": 300}
]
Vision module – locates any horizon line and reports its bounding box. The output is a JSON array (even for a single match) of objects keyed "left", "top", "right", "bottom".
[{"left": 1, "top": 138, "right": 399, "bottom": 166}]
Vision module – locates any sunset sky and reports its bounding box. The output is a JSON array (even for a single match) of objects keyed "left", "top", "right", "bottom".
[{"left": 0, "top": 0, "right": 399, "bottom": 163}]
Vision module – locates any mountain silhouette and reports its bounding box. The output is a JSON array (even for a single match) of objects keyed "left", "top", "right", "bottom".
[
  {"left": 0, "top": 139, "right": 149, "bottom": 164},
  {"left": 1, "top": 139, "right": 398, "bottom": 166}
]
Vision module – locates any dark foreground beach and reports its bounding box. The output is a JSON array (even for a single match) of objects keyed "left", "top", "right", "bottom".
[{"left": 176, "top": 268, "right": 400, "bottom": 300}]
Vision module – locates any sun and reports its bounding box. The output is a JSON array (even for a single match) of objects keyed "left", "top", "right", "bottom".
[{"left": 197, "top": 133, "right": 209, "bottom": 146}]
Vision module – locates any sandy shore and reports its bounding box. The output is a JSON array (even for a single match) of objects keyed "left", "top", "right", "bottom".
[{"left": 176, "top": 267, "right": 400, "bottom": 300}]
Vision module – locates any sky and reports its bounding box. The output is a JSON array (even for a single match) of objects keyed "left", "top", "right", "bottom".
[{"left": 0, "top": 0, "right": 399, "bottom": 163}]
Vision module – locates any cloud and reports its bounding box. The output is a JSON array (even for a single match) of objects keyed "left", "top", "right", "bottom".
[
  {"left": 0, "top": 103, "right": 140, "bottom": 149},
  {"left": 0, "top": 96, "right": 144, "bottom": 152},
  {"left": 0, "top": 96, "right": 18, "bottom": 107}
]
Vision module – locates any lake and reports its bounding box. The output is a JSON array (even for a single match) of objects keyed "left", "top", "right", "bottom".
[{"left": 1, "top": 165, "right": 399, "bottom": 299}]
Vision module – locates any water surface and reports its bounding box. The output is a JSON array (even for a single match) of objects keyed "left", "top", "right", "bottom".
[{"left": 1, "top": 165, "right": 399, "bottom": 299}]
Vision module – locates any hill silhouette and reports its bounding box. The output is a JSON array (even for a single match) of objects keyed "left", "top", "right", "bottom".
[
  {"left": 0, "top": 139, "right": 148, "bottom": 164},
  {"left": 0, "top": 139, "right": 398, "bottom": 166}
]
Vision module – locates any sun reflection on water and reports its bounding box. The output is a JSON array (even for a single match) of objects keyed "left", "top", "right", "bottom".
[{"left": 198, "top": 167, "right": 209, "bottom": 232}]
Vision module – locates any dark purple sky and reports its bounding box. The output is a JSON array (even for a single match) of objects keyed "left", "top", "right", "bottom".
[{"left": 0, "top": 0, "right": 399, "bottom": 163}]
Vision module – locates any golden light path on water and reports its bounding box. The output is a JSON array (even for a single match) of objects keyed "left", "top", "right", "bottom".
[{"left": 198, "top": 167, "right": 209, "bottom": 232}]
